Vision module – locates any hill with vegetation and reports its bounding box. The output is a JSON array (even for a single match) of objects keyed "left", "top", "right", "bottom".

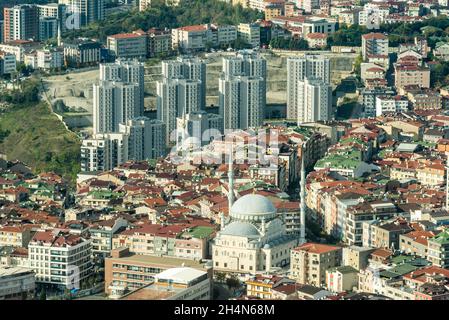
[
  {"left": 64, "top": 0, "right": 264, "bottom": 41},
  {"left": 0, "top": 79, "right": 80, "bottom": 183}
]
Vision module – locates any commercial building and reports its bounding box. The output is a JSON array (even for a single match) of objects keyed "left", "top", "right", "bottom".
[
  {"left": 119, "top": 267, "right": 211, "bottom": 300},
  {"left": 104, "top": 247, "right": 212, "bottom": 296},
  {"left": 0, "top": 267, "right": 35, "bottom": 300},
  {"left": 301, "top": 19, "right": 336, "bottom": 38}
]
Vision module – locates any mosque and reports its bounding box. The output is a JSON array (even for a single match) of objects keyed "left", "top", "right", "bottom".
[{"left": 212, "top": 152, "right": 304, "bottom": 274}]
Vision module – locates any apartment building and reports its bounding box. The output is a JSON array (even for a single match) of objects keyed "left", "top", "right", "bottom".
[
  {"left": 395, "top": 64, "right": 430, "bottom": 89},
  {"left": 219, "top": 50, "right": 266, "bottom": 130},
  {"left": 290, "top": 243, "right": 342, "bottom": 287},
  {"left": 344, "top": 201, "right": 399, "bottom": 246},
  {"left": 93, "top": 80, "right": 141, "bottom": 134},
  {"left": 59, "top": 0, "right": 104, "bottom": 27},
  {"left": 147, "top": 28, "right": 172, "bottom": 57},
  {"left": 112, "top": 224, "right": 213, "bottom": 260},
  {"left": 427, "top": 230, "right": 449, "bottom": 269},
  {"left": 28, "top": 230, "right": 92, "bottom": 288},
  {"left": 296, "top": 77, "right": 332, "bottom": 124},
  {"left": 407, "top": 90, "right": 442, "bottom": 111},
  {"left": 107, "top": 33, "right": 147, "bottom": 59},
  {"left": 63, "top": 39, "right": 102, "bottom": 67},
  {"left": 237, "top": 23, "right": 260, "bottom": 47},
  {"left": 362, "top": 217, "right": 413, "bottom": 250},
  {"left": 245, "top": 275, "right": 294, "bottom": 299},
  {"left": 3, "top": 5, "right": 39, "bottom": 42},
  {"left": 375, "top": 95, "right": 409, "bottom": 116},
  {"left": 361, "top": 33, "right": 388, "bottom": 61},
  {"left": 400, "top": 230, "right": 438, "bottom": 258},
  {"left": 119, "top": 117, "right": 167, "bottom": 160},
  {"left": 171, "top": 24, "right": 237, "bottom": 51},
  {"left": 90, "top": 217, "right": 129, "bottom": 257},
  {"left": 0, "top": 226, "right": 32, "bottom": 248},
  {"left": 286, "top": 55, "right": 330, "bottom": 120},
  {"left": 36, "top": 48, "right": 64, "bottom": 70},
  {"left": 342, "top": 246, "right": 375, "bottom": 270},
  {"left": 176, "top": 111, "right": 223, "bottom": 151},
  {"left": 326, "top": 265, "right": 358, "bottom": 292}
]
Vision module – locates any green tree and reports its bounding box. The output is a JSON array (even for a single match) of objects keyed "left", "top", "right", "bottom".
[
  {"left": 225, "top": 274, "right": 240, "bottom": 293},
  {"left": 39, "top": 289, "right": 47, "bottom": 301},
  {"left": 353, "top": 53, "right": 363, "bottom": 78},
  {"left": 215, "top": 272, "right": 226, "bottom": 283}
]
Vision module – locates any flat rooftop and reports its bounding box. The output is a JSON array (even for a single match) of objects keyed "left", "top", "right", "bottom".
[
  {"left": 121, "top": 284, "right": 178, "bottom": 300},
  {"left": 0, "top": 266, "right": 34, "bottom": 278},
  {"left": 107, "top": 253, "right": 207, "bottom": 269}
]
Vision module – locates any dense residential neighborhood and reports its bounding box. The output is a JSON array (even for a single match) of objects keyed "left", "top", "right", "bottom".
[{"left": 1, "top": 0, "right": 449, "bottom": 304}]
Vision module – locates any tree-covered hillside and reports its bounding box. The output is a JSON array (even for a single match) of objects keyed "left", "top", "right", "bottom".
[{"left": 64, "top": 0, "right": 264, "bottom": 41}]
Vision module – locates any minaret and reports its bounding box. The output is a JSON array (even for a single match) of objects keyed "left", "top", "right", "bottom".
[
  {"left": 228, "top": 147, "right": 235, "bottom": 210},
  {"left": 299, "top": 142, "right": 306, "bottom": 244},
  {"left": 220, "top": 212, "right": 225, "bottom": 230},
  {"left": 445, "top": 154, "right": 449, "bottom": 211},
  {"left": 57, "top": 22, "right": 62, "bottom": 47}
]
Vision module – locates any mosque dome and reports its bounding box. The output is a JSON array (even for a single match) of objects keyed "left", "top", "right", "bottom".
[
  {"left": 230, "top": 194, "right": 276, "bottom": 221},
  {"left": 220, "top": 221, "right": 260, "bottom": 237}
]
